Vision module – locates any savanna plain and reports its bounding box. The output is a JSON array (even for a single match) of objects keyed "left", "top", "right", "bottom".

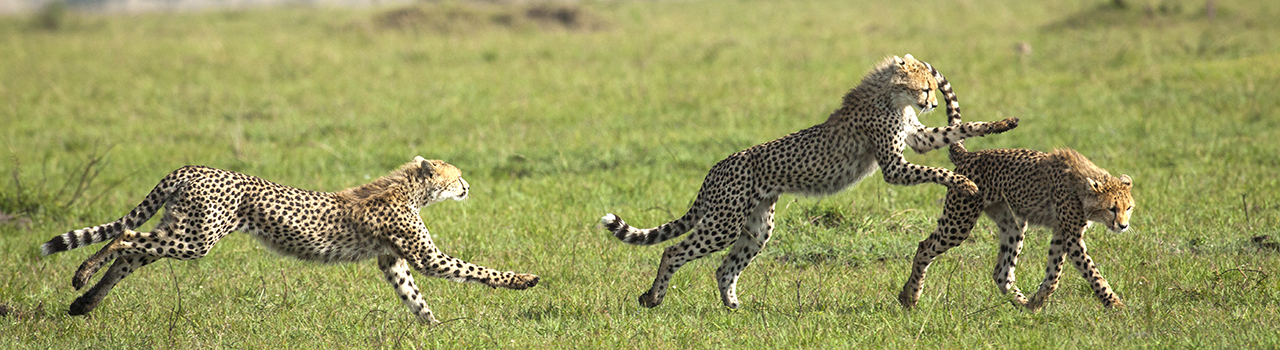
[{"left": 1, "top": 0, "right": 1278, "bottom": 348}]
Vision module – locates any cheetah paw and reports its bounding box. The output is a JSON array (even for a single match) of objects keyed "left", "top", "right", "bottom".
[
  {"left": 952, "top": 177, "right": 980, "bottom": 197},
  {"left": 505, "top": 273, "right": 540, "bottom": 290},
  {"left": 992, "top": 117, "right": 1020, "bottom": 133}
]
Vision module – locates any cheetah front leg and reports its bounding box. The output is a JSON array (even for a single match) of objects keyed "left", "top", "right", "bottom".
[
  {"left": 904, "top": 117, "right": 1020, "bottom": 154},
  {"left": 875, "top": 137, "right": 979, "bottom": 197},
  {"left": 898, "top": 190, "right": 984, "bottom": 308},
  {"left": 377, "top": 255, "right": 440, "bottom": 324},
  {"left": 415, "top": 250, "right": 539, "bottom": 290},
  {"left": 389, "top": 229, "right": 539, "bottom": 291},
  {"left": 1024, "top": 227, "right": 1072, "bottom": 311},
  {"left": 1062, "top": 232, "right": 1124, "bottom": 309}
]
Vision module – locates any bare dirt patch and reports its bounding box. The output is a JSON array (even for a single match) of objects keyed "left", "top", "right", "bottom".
[
  {"left": 0, "top": 302, "right": 45, "bottom": 320},
  {"left": 0, "top": 211, "right": 33, "bottom": 228}
]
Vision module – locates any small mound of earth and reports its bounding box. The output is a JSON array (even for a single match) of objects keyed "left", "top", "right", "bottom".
[
  {"left": 0, "top": 212, "right": 32, "bottom": 228},
  {"left": 372, "top": 2, "right": 605, "bottom": 33}
]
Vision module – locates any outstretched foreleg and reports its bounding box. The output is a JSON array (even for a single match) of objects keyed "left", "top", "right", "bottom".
[
  {"left": 415, "top": 249, "right": 540, "bottom": 290},
  {"left": 905, "top": 117, "right": 1019, "bottom": 154},
  {"left": 876, "top": 148, "right": 979, "bottom": 197},
  {"left": 388, "top": 229, "right": 539, "bottom": 291}
]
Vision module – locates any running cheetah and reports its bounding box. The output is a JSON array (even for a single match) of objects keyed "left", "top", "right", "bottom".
[{"left": 41, "top": 157, "right": 539, "bottom": 323}]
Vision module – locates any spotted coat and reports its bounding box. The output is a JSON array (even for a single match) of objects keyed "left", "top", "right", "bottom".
[
  {"left": 600, "top": 55, "right": 1020, "bottom": 309},
  {"left": 897, "top": 143, "right": 1134, "bottom": 310},
  {"left": 41, "top": 157, "right": 538, "bottom": 323}
]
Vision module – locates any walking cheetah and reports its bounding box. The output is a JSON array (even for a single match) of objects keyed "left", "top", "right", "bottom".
[
  {"left": 600, "top": 54, "right": 1020, "bottom": 309},
  {"left": 897, "top": 142, "right": 1134, "bottom": 310},
  {"left": 40, "top": 157, "right": 539, "bottom": 323}
]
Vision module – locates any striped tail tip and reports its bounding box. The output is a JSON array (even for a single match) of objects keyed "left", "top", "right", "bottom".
[
  {"left": 40, "top": 237, "right": 69, "bottom": 256},
  {"left": 600, "top": 213, "right": 628, "bottom": 238}
]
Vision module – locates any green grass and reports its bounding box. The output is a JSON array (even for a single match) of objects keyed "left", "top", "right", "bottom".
[{"left": 2, "top": 0, "right": 1279, "bottom": 348}]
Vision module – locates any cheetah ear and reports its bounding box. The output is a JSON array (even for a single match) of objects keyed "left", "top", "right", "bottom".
[
  {"left": 415, "top": 157, "right": 435, "bottom": 177},
  {"left": 893, "top": 55, "right": 905, "bottom": 65},
  {"left": 1119, "top": 174, "right": 1132, "bottom": 187},
  {"left": 1087, "top": 178, "right": 1102, "bottom": 193},
  {"left": 903, "top": 53, "right": 915, "bottom": 61}
]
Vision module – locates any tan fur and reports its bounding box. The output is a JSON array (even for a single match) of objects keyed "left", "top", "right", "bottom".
[{"left": 335, "top": 164, "right": 417, "bottom": 202}]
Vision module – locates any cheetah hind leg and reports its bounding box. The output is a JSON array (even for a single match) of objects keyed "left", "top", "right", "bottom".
[
  {"left": 640, "top": 228, "right": 737, "bottom": 308},
  {"left": 72, "top": 229, "right": 140, "bottom": 290},
  {"left": 898, "top": 190, "right": 983, "bottom": 308},
  {"left": 715, "top": 200, "right": 776, "bottom": 309},
  {"left": 715, "top": 231, "right": 770, "bottom": 309},
  {"left": 984, "top": 204, "right": 1031, "bottom": 308},
  {"left": 1023, "top": 242, "right": 1068, "bottom": 311},
  {"left": 69, "top": 253, "right": 158, "bottom": 315}
]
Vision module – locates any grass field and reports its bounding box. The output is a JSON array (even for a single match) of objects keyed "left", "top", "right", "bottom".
[{"left": 2, "top": 0, "right": 1279, "bottom": 348}]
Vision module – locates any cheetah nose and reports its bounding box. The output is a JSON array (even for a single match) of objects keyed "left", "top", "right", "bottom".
[{"left": 1117, "top": 223, "right": 1129, "bottom": 232}]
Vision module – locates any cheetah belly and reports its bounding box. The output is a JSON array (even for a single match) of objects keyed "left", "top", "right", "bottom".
[
  {"left": 246, "top": 225, "right": 389, "bottom": 263},
  {"left": 237, "top": 200, "right": 389, "bottom": 263},
  {"left": 998, "top": 189, "right": 1060, "bottom": 229},
  {"left": 786, "top": 144, "right": 878, "bottom": 196}
]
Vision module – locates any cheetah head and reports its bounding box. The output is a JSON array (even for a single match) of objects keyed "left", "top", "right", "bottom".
[
  {"left": 1082, "top": 174, "right": 1134, "bottom": 233},
  {"left": 409, "top": 156, "right": 470, "bottom": 207},
  {"left": 888, "top": 54, "right": 940, "bottom": 115}
]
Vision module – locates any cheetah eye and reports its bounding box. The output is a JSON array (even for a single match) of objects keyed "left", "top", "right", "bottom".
[{"left": 1109, "top": 206, "right": 1117, "bottom": 213}]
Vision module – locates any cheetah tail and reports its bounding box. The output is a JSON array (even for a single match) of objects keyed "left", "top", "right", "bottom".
[
  {"left": 923, "top": 60, "right": 962, "bottom": 127},
  {"left": 40, "top": 175, "right": 182, "bottom": 256},
  {"left": 600, "top": 208, "right": 701, "bottom": 246}
]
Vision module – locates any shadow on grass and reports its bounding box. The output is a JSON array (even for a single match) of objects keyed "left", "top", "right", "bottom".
[{"left": 1042, "top": 0, "right": 1222, "bottom": 31}]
